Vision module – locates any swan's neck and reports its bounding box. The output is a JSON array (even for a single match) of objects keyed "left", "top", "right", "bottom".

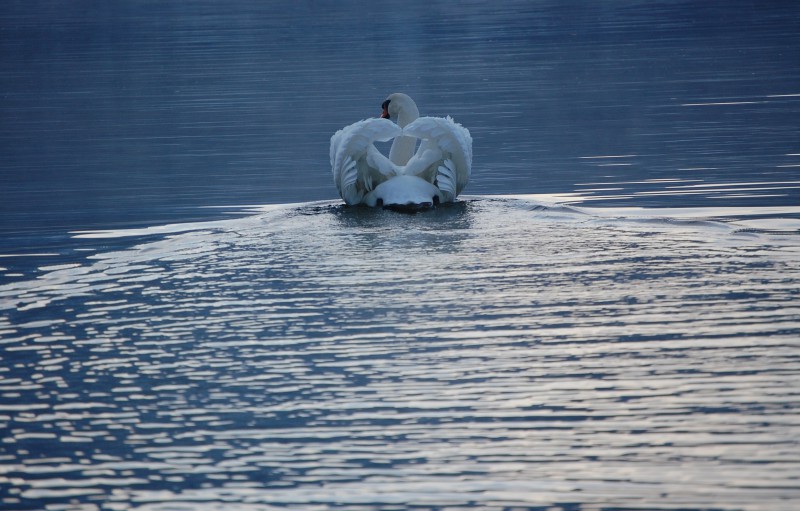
[{"left": 389, "top": 102, "right": 420, "bottom": 167}]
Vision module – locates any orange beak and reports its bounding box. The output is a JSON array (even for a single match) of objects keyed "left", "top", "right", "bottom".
[{"left": 380, "top": 106, "right": 390, "bottom": 119}]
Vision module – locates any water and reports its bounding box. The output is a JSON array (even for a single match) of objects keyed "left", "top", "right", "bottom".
[
  {"left": 1, "top": 200, "right": 799, "bottom": 510},
  {"left": 1, "top": 1, "right": 800, "bottom": 510}
]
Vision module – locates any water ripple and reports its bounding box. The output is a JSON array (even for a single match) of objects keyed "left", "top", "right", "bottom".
[{"left": 1, "top": 199, "right": 799, "bottom": 510}]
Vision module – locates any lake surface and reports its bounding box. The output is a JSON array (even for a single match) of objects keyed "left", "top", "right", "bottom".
[{"left": 1, "top": 1, "right": 799, "bottom": 510}]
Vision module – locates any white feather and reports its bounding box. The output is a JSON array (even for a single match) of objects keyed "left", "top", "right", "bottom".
[
  {"left": 330, "top": 94, "right": 472, "bottom": 207},
  {"left": 330, "top": 118, "right": 401, "bottom": 205}
]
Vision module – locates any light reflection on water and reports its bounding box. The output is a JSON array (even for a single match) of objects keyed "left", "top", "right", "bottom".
[
  {"left": 2, "top": 0, "right": 800, "bottom": 509},
  {"left": 1, "top": 199, "right": 799, "bottom": 510}
]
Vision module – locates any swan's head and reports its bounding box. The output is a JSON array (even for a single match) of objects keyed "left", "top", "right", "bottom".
[
  {"left": 380, "top": 93, "right": 419, "bottom": 125},
  {"left": 380, "top": 98, "right": 392, "bottom": 119}
]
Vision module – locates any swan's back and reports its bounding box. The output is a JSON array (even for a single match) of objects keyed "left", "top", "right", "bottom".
[{"left": 330, "top": 95, "right": 472, "bottom": 207}]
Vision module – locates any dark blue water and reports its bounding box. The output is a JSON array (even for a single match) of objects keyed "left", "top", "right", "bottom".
[
  {"left": 1, "top": 2, "right": 799, "bottom": 510},
  {"left": 2, "top": 2, "right": 798, "bottom": 239}
]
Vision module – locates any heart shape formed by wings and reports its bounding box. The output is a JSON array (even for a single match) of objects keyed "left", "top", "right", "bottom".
[{"left": 330, "top": 95, "right": 472, "bottom": 209}]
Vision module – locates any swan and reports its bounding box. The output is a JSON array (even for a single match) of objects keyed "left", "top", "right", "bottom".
[{"left": 330, "top": 93, "right": 472, "bottom": 210}]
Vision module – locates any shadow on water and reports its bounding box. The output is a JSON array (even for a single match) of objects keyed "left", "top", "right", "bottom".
[
  {"left": 285, "top": 200, "right": 479, "bottom": 257},
  {"left": 329, "top": 200, "right": 474, "bottom": 228}
]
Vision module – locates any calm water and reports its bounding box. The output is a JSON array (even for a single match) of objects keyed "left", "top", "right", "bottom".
[{"left": 2, "top": 1, "right": 800, "bottom": 510}]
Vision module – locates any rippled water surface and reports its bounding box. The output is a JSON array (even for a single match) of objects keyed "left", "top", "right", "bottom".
[
  {"left": 2, "top": 199, "right": 799, "bottom": 510},
  {"left": 2, "top": 1, "right": 800, "bottom": 510}
]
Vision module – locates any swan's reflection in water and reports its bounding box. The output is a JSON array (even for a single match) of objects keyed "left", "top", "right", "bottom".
[{"left": 1, "top": 198, "right": 799, "bottom": 510}]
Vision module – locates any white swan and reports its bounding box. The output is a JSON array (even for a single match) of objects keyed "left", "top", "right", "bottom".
[{"left": 330, "top": 93, "right": 472, "bottom": 210}]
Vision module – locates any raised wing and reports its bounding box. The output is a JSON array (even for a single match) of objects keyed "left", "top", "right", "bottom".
[
  {"left": 403, "top": 116, "right": 472, "bottom": 202},
  {"left": 330, "top": 118, "right": 401, "bottom": 205}
]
